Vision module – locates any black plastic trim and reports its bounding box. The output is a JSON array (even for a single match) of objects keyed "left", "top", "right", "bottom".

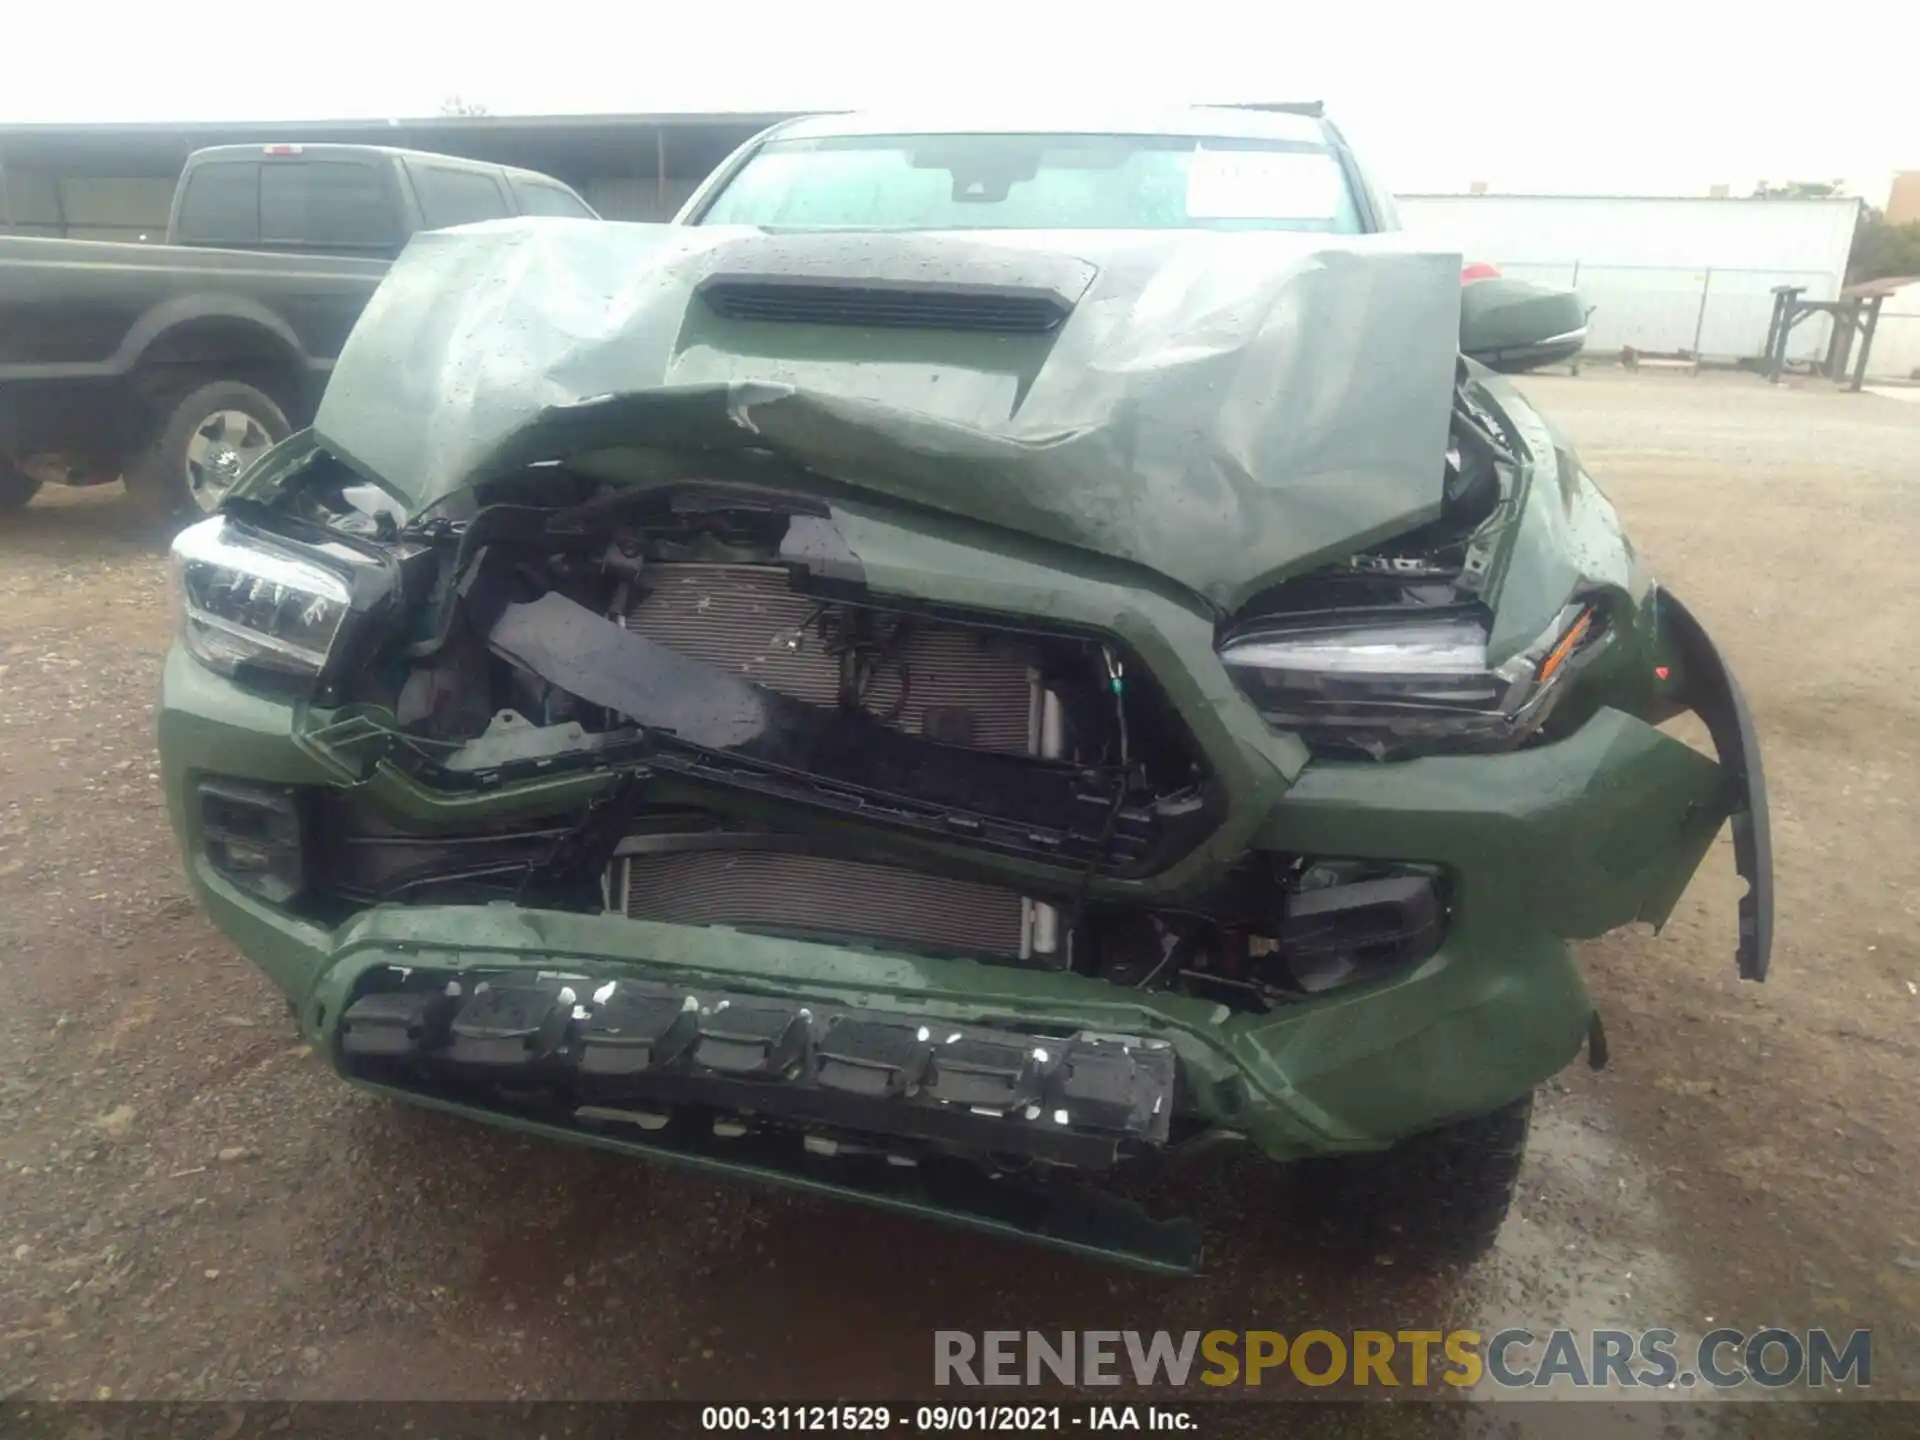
[{"left": 1652, "top": 589, "right": 1774, "bottom": 981}]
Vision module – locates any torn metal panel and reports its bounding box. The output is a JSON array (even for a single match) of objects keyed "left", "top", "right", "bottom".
[{"left": 314, "top": 222, "right": 1462, "bottom": 613}]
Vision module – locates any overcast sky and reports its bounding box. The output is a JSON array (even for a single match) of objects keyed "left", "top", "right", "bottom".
[{"left": 6, "top": 1, "right": 1914, "bottom": 200}]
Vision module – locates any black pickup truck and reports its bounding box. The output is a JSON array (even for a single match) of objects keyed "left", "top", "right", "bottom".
[{"left": 0, "top": 143, "right": 597, "bottom": 520}]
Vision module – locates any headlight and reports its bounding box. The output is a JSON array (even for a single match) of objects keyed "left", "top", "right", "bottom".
[
  {"left": 168, "top": 515, "right": 356, "bottom": 693},
  {"left": 1219, "top": 603, "right": 1603, "bottom": 759}
]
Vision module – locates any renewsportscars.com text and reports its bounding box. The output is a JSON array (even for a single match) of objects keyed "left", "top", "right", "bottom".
[{"left": 934, "top": 1328, "right": 1871, "bottom": 1390}]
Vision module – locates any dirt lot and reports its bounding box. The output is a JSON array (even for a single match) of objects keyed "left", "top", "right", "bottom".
[{"left": 1, "top": 369, "right": 1917, "bottom": 1415}]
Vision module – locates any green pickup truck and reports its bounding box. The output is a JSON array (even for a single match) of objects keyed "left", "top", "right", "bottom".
[
  {"left": 155, "top": 108, "right": 1768, "bottom": 1274},
  {"left": 0, "top": 143, "right": 595, "bottom": 521}
]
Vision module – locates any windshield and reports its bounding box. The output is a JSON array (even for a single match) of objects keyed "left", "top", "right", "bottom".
[{"left": 695, "top": 132, "right": 1365, "bottom": 233}]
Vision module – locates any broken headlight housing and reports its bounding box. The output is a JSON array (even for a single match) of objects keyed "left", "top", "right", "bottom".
[
  {"left": 1218, "top": 602, "right": 1603, "bottom": 759},
  {"left": 168, "top": 515, "right": 360, "bottom": 696}
]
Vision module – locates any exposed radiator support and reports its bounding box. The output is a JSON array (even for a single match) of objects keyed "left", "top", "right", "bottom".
[
  {"left": 620, "top": 564, "right": 1036, "bottom": 752},
  {"left": 1029, "top": 685, "right": 1068, "bottom": 961},
  {"left": 615, "top": 564, "right": 1041, "bottom": 961}
]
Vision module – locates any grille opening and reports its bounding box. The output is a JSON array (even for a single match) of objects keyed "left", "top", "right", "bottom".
[
  {"left": 620, "top": 847, "right": 1027, "bottom": 959},
  {"left": 619, "top": 563, "right": 1046, "bottom": 960},
  {"left": 622, "top": 564, "right": 1038, "bottom": 753}
]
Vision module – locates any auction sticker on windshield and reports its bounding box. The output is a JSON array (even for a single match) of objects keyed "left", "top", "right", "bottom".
[{"left": 1184, "top": 147, "right": 1344, "bottom": 220}]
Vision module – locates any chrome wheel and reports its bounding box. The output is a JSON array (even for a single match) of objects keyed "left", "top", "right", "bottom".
[{"left": 183, "top": 409, "right": 273, "bottom": 512}]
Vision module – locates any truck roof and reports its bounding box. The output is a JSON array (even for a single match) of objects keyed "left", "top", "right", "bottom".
[{"left": 184, "top": 142, "right": 522, "bottom": 174}]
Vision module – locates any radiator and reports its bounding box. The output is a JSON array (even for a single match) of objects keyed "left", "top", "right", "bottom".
[{"left": 617, "top": 564, "right": 1037, "bottom": 958}]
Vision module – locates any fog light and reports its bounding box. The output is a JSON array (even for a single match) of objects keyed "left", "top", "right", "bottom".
[{"left": 198, "top": 779, "right": 306, "bottom": 904}]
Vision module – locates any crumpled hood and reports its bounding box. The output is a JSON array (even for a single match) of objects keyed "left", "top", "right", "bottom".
[{"left": 314, "top": 220, "right": 1462, "bottom": 613}]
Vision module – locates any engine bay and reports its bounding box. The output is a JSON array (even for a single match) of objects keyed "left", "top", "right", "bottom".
[{"left": 265, "top": 470, "right": 1465, "bottom": 1015}]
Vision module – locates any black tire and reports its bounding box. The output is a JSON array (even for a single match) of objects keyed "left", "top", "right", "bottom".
[
  {"left": 1297, "top": 1090, "right": 1533, "bottom": 1267},
  {"left": 0, "top": 461, "right": 41, "bottom": 515},
  {"left": 125, "top": 379, "right": 290, "bottom": 523}
]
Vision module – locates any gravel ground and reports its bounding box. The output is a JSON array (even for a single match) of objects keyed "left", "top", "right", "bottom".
[{"left": 0, "top": 368, "right": 1916, "bottom": 1416}]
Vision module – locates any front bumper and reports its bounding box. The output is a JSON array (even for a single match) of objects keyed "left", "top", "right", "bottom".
[
  {"left": 162, "top": 661, "right": 1736, "bottom": 1122},
  {"left": 173, "top": 864, "right": 1605, "bottom": 1274},
  {"left": 156, "top": 570, "right": 1767, "bottom": 1271},
  {"left": 339, "top": 963, "right": 1196, "bottom": 1268}
]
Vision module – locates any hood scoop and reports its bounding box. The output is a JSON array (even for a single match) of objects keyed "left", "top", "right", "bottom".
[
  {"left": 698, "top": 275, "right": 1070, "bottom": 334},
  {"left": 691, "top": 231, "right": 1095, "bottom": 335}
]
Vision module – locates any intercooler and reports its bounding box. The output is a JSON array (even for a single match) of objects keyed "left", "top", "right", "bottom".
[{"left": 616, "top": 564, "right": 1047, "bottom": 959}]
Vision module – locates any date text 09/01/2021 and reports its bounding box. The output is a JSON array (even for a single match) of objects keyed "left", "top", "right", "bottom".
[{"left": 699, "top": 1404, "right": 1194, "bottom": 1432}]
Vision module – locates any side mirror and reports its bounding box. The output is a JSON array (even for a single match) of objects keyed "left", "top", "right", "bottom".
[{"left": 1460, "top": 277, "right": 1589, "bottom": 373}]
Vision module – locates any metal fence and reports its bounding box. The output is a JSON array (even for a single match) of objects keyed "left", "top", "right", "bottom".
[{"left": 1489, "top": 262, "right": 1838, "bottom": 363}]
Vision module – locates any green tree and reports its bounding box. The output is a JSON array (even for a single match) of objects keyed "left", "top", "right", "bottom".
[
  {"left": 1749, "top": 182, "right": 1920, "bottom": 284},
  {"left": 1848, "top": 210, "right": 1920, "bottom": 285},
  {"left": 1752, "top": 179, "right": 1845, "bottom": 199}
]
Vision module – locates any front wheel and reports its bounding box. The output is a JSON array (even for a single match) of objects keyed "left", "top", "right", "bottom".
[
  {"left": 0, "top": 461, "right": 41, "bottom": 515},
  {"left": 1296, "top": 1090, "right": 1534, "bottom": 1267},
  {"left": 125, "top": 380, "right": 290, "bottom": 523}
]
